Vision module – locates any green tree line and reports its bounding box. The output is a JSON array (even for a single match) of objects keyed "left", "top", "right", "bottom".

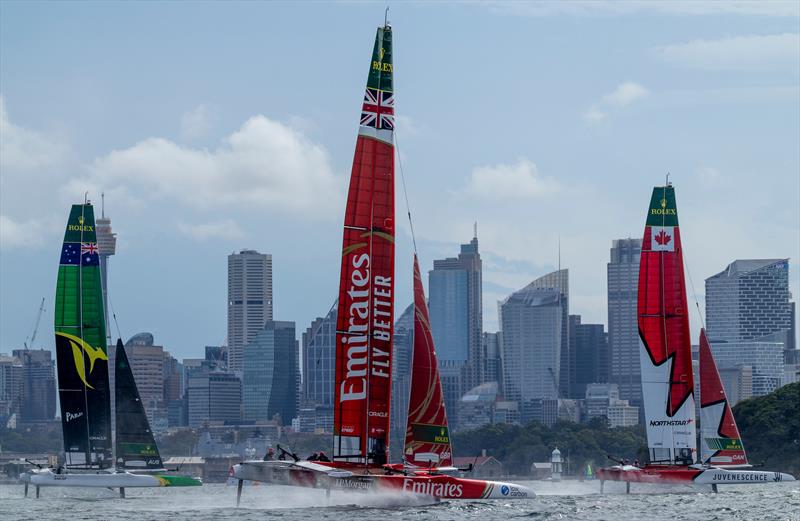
[{"left": 452, "top": 418, "right": 647, "bottom": 476}]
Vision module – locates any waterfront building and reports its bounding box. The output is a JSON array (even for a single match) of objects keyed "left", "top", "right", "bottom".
[
  {"left": 12, "top": 349, "right": 56, "bottom": 422},
  {"left": 719, "top": 365, "right": 753, "bottom": 405},
  {"left": 458, "top": 381, "right": 520, "bottom": 429},
  {"left": 187, "top": 371, "right": 242, "bottom": 427},
  {"left": 569, "top": 315, "right": 608, "bottom": 398},
  {"left": 583, "top": 383, "right": 638, "bottom": 427},
  {"left": 0, "top": 353, "right": 22, "bottom": 418},
  {"left": 227, "top": 249, "right": 273, "bottom": 373},
  {"left": 125, "top": 333, "right": 166, "bottom": 416},
  {"left": 706, "top": 259, "right": 794, "bottom": 396},
  {"left": 242, "top": 320, "right": 298, "bottom": 425},
  {"left": 607, "top": 238, "right": 643, "bottom": 408}
]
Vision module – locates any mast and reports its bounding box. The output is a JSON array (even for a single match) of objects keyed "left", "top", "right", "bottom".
[
  {"left": 637, "top": 184, "right": 696, "bottom": 465},
  {"left": 698, "top": 329, "right": 748, "bottom": 467},
  {"left": 54, "top": 203, "right": 112, "bottom": 470},
  {"left": 404, "top": 256, "right": 452, "bottom": 467},
  {"left": 115, "top": 339, "right": 165, "bottom": 471},
  {"left": 333, "top": 22, "right": 395, "bottom": 465}
]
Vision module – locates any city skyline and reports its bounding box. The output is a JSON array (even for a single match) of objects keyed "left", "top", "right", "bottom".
[{"left": 1, "top": 3, "right": 799, "bottom": 360}]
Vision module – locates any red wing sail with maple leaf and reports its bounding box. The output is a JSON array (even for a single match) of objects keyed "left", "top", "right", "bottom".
[
  {"left": 638, "top": 185, "right": 697, "bottom": 464},
  {"left": 404, "top": 255, "right": 453, "bottom": 467},
  {"left": 699, "top": 328, "right": 748, "bottom": 467},
  {"left": 333, "top": 25, "right": 395, "bottom": 465}
]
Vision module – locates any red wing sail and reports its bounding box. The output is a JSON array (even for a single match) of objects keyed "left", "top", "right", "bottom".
[
  {"left": 333, "top": 24, "right": 395, "bottom": 465},
  {"left": 699, "top": 328, "right": 748, "bottom": 466},
  {"left": 638, "top": 185, "right": 697, "bottom": 465},
  {"left": 404, "top": 255, "right": 452, "bottom": 467}
]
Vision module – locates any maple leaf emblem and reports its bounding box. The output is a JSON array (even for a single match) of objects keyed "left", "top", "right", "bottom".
[{"left": 654, "top": 229, "right": 671, "bottom": 246}]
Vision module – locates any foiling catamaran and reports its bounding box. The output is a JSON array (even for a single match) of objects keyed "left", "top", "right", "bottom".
[
  {"left": 21, "top": 203, "right": 201, "bottom": 497},
  {"left": 231, "top": 21, "right": 533, "bottom": 502},
  {"left": 596, "top": 184, "right": 795, "bottom": 492}
]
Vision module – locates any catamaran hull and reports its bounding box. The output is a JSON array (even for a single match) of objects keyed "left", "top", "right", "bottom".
[
  {"left": 231, "top": 461, "right": 533, "bottom": 500},
  {"left": 596, "top": 465, "right": 795, "bottom": 485},
  {"left": 21, "top": 469, "right": 201, "bottom": 487}
]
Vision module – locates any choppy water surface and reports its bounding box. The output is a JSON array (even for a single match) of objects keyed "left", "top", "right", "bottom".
[{"left": 1, "top": 480, "right": 798, "bottom": 521}]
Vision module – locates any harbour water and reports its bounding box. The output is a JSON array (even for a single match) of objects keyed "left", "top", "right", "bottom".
[{"left": 1, "top": 480, "right": 797, "bottom": 521}]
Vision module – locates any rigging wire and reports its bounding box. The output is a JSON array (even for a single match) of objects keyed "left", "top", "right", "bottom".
[
  {"left": 394, "top": 130, "right": 418, "bottom": 255},
  {"left": 108, "top": 292, "right": 124, "bottom": 344},
  {"left": 683, "top": 240, "right": 706, "bottom": 330}
]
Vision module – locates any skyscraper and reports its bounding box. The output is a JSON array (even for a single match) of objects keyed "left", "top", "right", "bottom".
[
  {"left": 569, "top": 315, "right": 608, "bottom": 398},
  {"left": 607, "top": 238, "right": 642, "bottom": 408},
  {"left": 389, "top": 303, "right": 413, "bottom": 459},
  {"left": 227, "top": 249, "right": 273, "bottom": 373},
  {"left": 242, "top": 320, "right": 298, "bottom": 424},
  {"left": 301, "top": 304, "right": 337, "bottom": 408},
  {"left": 0, "top": 353, "right": 22, "bottom": 418},
  {"left": 499, "top": 274, "right": 563, "bottom": 405},
  {"left": 706, "top": 259, "right": 794, "bottom": 396},
  {"left": 428, "top": 233, "right": 483, "bottom": 392},
  {"left": 12, "top": 349, "right": 56, "bottom": 422},
  {"left": 525, "top": 269, "right": 569, "bottom": 397},
  {"left": 125, "top": 332, "right": 166, "bottom": 421},
  {"left": 187, "top": 371, "right": 242, "bottom": 427},
  {"left": 481, "top": 332, "right": 503, "bottom": 390}
]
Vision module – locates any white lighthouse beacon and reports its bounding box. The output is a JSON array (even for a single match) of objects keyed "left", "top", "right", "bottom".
[{"left": 551, "top": 447, "right": 562, "bottom": 481}]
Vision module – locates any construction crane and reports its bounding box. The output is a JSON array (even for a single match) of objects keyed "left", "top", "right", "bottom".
[{"left": 23, "top": 297, "right": 46, "bottom": 350}]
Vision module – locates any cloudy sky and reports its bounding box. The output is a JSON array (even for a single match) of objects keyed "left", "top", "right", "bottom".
[{"left": 1, "top": 1, "right": 798, "bottom": 360}]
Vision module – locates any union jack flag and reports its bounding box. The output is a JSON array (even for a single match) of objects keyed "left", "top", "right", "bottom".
[
  {"left": 361, "top": 88, "right": 394, "bottom": 130},
  {"left": 81, "top": 242, "right": 98, "bottom": 255}
]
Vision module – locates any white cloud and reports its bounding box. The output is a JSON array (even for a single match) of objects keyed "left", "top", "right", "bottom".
[
  {"left": 654, "top": 33, "right": 800, "bottom": 71},
  {"left": 459, "top": 158, "right": 560, "bottom": 200},
  {"left": 177, "top": 219, "right": 245, "bottom": 241},
  {"left": 180, "top": 105, "right": 214, "bottom": 141},
  {"left": 488, "top": 1, "right": 799, "bottom": 17},
  {"left": 0, "top": 96, "right": 72, "bottom": 249},
  {"left": 603, "top": 82, "right": 649, "bottom": 107},
  {"left": 65, "top": 115, "right": 342, "bottom": 216},
  {"left": 583, "top": 107, "right": 607, "bottom": 122},
  {"left": 0, "top": 215, "right": 45, "bottom": 249},
  {"left": 584, "top": 82, "right": 649, "bottom": 123},
  {"left": 0, "top": 95, "right": 69, "bottom": 172},
  {"left": 697, "top": 166, "right": 722, "bottom": 186}
]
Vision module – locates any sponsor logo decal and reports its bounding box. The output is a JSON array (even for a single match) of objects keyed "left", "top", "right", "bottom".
[
  {"left": 705, "top": 437, "right": 743, "bottom": 451},
  {"left": 507, "top": 486, "right": 528, "bottom": 498},
  {"left": 56, "top": 332, "right": 108, "bottom": 390},
  {"left": 710, "top": 472, "right": 770, "bottom": 482},
  {"left": 339, "top": 241, "right": 394, "bottom": 404},
  {"left": 335, "top": 478, "right": 373, "bottom": 490},
  {"left": 402, "top": 479, "right": 463, "bottom": 498},
  {"left": 500, "top": 485, "right": 509, "bottom": 496},
  {"left": 649, "top": 419, "right": 693, "bottom": 427},
  {"left": 65, "top": 411, "right": 84, "bottom": 422}
]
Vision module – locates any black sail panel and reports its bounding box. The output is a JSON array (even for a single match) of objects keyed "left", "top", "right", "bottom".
[{"left": 115, "top": 340, "right": 164, "bottom": 470}]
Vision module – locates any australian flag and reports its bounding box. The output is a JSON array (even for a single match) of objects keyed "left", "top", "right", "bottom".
[{"left": 60, "top": 242, "right": 99, "bottom": 266}]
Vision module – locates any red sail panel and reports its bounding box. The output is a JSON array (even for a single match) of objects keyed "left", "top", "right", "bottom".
[
  {"left": 333, "top": 25, "right": 395, "bottom": 465},
  {"left": 638, "top": 185, "right": 696, "bottom": 464},
  {"left": 404, "top": 255, "right": 452, "bottom": 467},
  {"left": 699, "top": 329, "right": 748, "bottom": 466}
]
